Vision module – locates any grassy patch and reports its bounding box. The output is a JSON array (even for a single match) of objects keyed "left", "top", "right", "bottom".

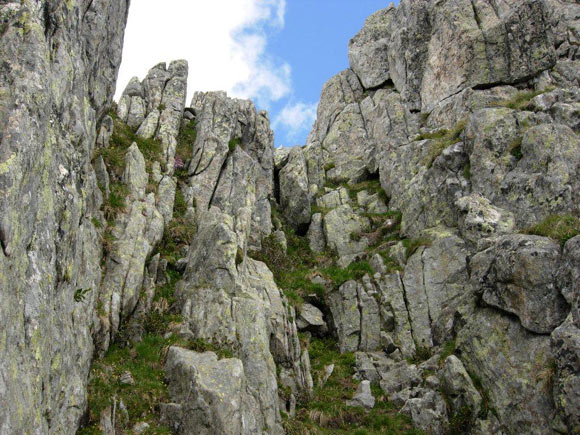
[
  {"left": 321, "top": 261, "right": 374, "bottom": 289},
  {"left": 439, "top": 339, "right": 456, "bottom": 363},
  {"left": 324, "top": 162, "right": 336, "bottom": 171},
  {"left": 491, "top": 88, "right": 554, "bottom": 111},
  {"left": 228, "top": 137, "right": 242, "bottom": 153},
  {"left": 401, "top": 237, "right": 431, "bottom": 259},
  {"left": 284, "top": 338, "right": 421, "bottom": 434},
  {"left": 98, "top": 111, "right": 163, "bottom": 177},
  {"left": 345, "top": 179, "right": 388, "bottom": 203},
  {"left": 175, "top": 120, "right": 197, "bottom": 167},
  {"left": 81, "top": 333, "right": 175, "bottom": 433},
  {"left": 421, "top": 120, "right": 467, "bottom": 169},
  {"left": 523, "top": 214, "right": 580, "bottom": 246}
]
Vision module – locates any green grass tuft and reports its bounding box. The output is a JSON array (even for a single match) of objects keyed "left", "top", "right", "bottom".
[
  {"left": 491, "top": 87, "right": 554, "bottom": 111},
  {"left": 439, "top": 339, "right": 456, "bottom": 363},
  {"left": 228, "top": 137, "right": 242, "bottom": 153},
  {"left": 523, "top": 214, "right": 580, "bottom": 246},
  {"left": 421, "top": 120, "right": 467, "bottom": 169},
  {"left": 402, "top": 237, "right": 431, "bottom": 259}
]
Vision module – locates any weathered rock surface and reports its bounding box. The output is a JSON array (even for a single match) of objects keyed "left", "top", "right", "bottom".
[
  {"left": 173, "top": 207, "right": 311, "bottom": 433},
  {"left": 0, "top": 1, "right": 129, "bottom": 432},
  {"left": 279, "top": 147, "right": 310, "bottom": 231},
  {"left": 3, "top": 0, "right": 580, "bottom": 433},
  {"left": 457, "top": 309, "right": 555, "bottom": 434},
  {"left": 471, "top": 234, "right": 569, "bottom": 333},
  {"left": 328, "top": 279, "right": 380, "bottom": 353}
]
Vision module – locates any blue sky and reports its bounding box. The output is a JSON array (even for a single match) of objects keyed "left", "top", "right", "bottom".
[{"left": 116, "top": 1, "right": 393, "bottom": 147}]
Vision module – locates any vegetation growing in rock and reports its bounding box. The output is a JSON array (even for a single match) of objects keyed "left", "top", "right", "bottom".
[
  {"left": 402, "top": 237, "right": 431, "bottom": 259},
  {"left": 508, "top": 136, "right": 523, "bottom": 160},
  {"left": 251, "top": 214, "right": 380, "bottom": 307},
  {"left": 175, "top": 119, "right": 197, "bottom": 176},
  {"left": 420, "top": 120, "right": 467, "bottom": 168},
  {"left": 523, "top": 214, "right": 580, "bottom": 246},
  {"left": 98, "top": 110, "right": 163, "bottom": 176},
  {"left": 283, "top": 337, "right": 422, "bottom": 434},
  {"left": 228, "top": 136, "right": 242, "bottom": 153},
  {"left": 491, "top": 87, "right": 554, "bottom": 111}
]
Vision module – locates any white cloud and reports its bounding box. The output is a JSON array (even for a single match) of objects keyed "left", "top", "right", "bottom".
[
  {"left": 115, "top": 0, "right": 290, "bottom": 107},
  {"left": 273, "top": 101, "right": 318, "bottom": 145}
]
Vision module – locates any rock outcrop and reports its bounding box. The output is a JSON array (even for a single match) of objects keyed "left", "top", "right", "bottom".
[{"left": 2, "top": 0, "right": 580, "bottom": 433}]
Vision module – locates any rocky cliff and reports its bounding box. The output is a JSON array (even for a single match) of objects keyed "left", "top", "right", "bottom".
[
  {"left": 1, "top": 0, "right": 580, "bottom": 434},
  {"left": 0, "top": 1, "right": 129, "bottom": 433}
]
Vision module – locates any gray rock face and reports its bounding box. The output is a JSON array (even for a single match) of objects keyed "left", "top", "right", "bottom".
[
  {"left": 348, "top": 7, "right": 394, "bottom": 89},
  {"left": 376, "top": 273, "right": 416, "bottom": 358},
  {"left": 458, "top": 309, "right": 555, "bottom": 434},
  {"left": 551, "top": 315, "right": 580, "bottom": 433},
  {"left": 185, "top": 91, "right": 274, "bottom": 249},
  {"left": 346, "top": 380, "right": 375, "bottom": 409},
  {"left": 328, "top": 279, "right": 381, "bottom": 353},
  {"left": 441, "top": 355, "right": 482, "bottom": 418},
  {"left": 402, "top": 229, "right": 470, "bottom": 347},
  {"left": 307, "top": 213, "right": 326, "bottom": 253},
  {"left": 118, "top": 60, "right": 188, "bottom": 172},
  {"left": 175, "top": 209, "right": 311, "bottom": 433},
  {"left": 399, "top": 390, "right": 448, "bottom": 434},
  {"left": 348, "top": 0, "right": 556, "bottom": 111},
  {"left": 324, "top": 205, "right": 371, "bottom": 266},
  {"left": 279, "top": 147, "right": 311, "bottom": 231},
  {"left": 471, "top": 234, "right": 569, "bottom": 333},
  {"left": 296, "top": 303, "right": 327, "bottom": 333},
  {"left": 0, "top": 1, "right": 129, "bottom": 432}
]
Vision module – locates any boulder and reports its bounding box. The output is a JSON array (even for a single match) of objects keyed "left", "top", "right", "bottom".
[
  {"left": 471, "top": 234, "right": 569, "bottom": 333},
  {"left": 164, "top": 347, "right": 259, "bottom": 435},
  {"left": 346, "top": 380, "right": 375, "bottom": 409}
]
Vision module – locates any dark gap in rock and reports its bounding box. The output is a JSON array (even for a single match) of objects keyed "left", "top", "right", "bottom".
[
  {"left": 207, "top": 155, "right": 229, "bottom": 210},
  {"left": 273, "top": 166, "right": 281, "bottom": 204},
  {"left": 295, "top": 222, "right": 310, "bottom": 237}
]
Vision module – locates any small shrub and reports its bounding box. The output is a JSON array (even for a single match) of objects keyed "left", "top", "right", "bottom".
[
  {"left": 446, "top": 405, "right": 474, "bottom": 435},
  {"left": 74, "top": 288, "right": 91, "bottom": 303},
  {"left": 103, "top": 183, "right": 129, "bottom": 222},
  {"left": 523, "top": 214, "right": 580, "bottom": 246},
  {"left": 91, "top": 217, "right": 103, "bottom": 229},
  {"left": 409, "top": 346, "right": 432, "bottom": 364},
  {"left": 463, "top": 162, "right": 471, "bottom": 180},
  {"left": 176, "top": 120, "right": 197, "bottom": 163}
]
